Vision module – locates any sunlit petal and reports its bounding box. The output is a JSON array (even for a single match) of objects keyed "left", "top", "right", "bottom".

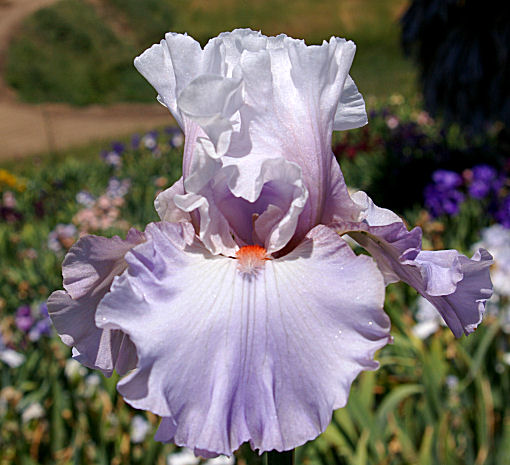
[
  {"left": 341, "top": 191, "right": 493, "bottom": 337},
  {"left": 47, "top": 230, "right": 144, "bottom": 375},
  {"left": 96, "top": 223, "right": 389, "bottom": 455}
]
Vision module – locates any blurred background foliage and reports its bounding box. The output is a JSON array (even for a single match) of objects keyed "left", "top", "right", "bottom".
[
  {"left": 1, "top": 0, "right": 510, "bottom": 464},
  {"left": 5, "top": 0, "right": 417, "bottom": 105}
]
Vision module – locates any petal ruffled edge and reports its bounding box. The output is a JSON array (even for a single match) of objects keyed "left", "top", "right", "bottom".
[
  {"left": 336, "top": 191, "right": 494, "bottom": 337},
  {"left": 96, "top": 223, "right": 390, "bottom": 455},
  {"left": 47, "top": 230, "right": 144, "bottom": 375}
]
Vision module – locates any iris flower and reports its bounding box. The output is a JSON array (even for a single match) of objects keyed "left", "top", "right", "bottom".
[{"left": 48, "top": 29, "right": 493, "bottom": 457}]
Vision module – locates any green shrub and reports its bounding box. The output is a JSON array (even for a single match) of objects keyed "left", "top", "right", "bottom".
[{"left": 5, "top": 0, "right": 155, "bottom": 105}]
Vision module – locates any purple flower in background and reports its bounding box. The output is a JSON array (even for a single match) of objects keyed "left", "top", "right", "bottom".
[
  {"left": 469, "top": 164, "right": 499, "bottom": 199},
  {"left": 27, "top": 302, "right": 52, "bottom": 341},
  {"left": 111, "top": 141, "right": 125, "bottom": 155},
  {"left": 165, "top": 126, "right": 184, "bottom": 148},
  {"left": 15, "top": 302, "right": 52, "bottom": 341},
  {"left": 15, "top": 305, "right": 34, "bottom": 332},
  {"left": 76, "top": 190, "right": 96, "bottom": 208},
  {"left": 425, "top": 184, "right": 465, "bottom": 217},
  {"left": 496, "top": 195, "right": 510, "bottom": 228},
  {"left": 40, "top": 302, "right": 49, "bottom": 318},
  {"left": 29, "top": 318, "right": 52, "bottom": 341},
  {"left": 48, "top": 30, "right": 493, "bottom": 457},
  {"left": 101, "top": 150, "right": 122, "bottom": 168},
  {"left": 433, "top": 169, "right": 463, "bottom": 190},
  {"left": 424, "top": 169, "right": 465, "bottom": 217},
  {"left": 131, "top": 133, "right": 141, "bottom": 149},
  {"left": 106, "top": 178, "right": 131, "bottom": 199},
  {"left": 142, "top": 131, "right": 158, "bottom": 150}
]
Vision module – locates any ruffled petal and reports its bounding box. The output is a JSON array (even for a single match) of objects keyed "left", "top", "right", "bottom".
[
  {"left": 47, "top": 230, "right": 144, "bottom": 375},
  {"left": 135, "top": 30, "right": 367, "bottom": 251},
  {"left": 408, "top": 249, "right": 493, "bottom": 336},
  {"left": 177, "top": 75, "right": 244, "bottom": 156},
  {"left": 154, "top": 177, "right": 192, "bottom": 224},
  {"left": 172, "top": 138, "right": 309, "bottom": 256},
  {"left": 235, "top": 37, "right": 360, "bottom": 242},
  {"left": 134, "top": 33, "right": 225, "bottom": 128},
  {"left": 333, "top": 75, "right": 368, "bottom": 131},
  {"left": 96, "top": 222, "right": 389, "bottom": 456},
  {"left": 338, "top": 191, "right": 494, "bottom": 337}
]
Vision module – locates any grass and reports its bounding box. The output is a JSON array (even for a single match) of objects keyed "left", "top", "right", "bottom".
[{"left": 5, "top": 0, "right": 417, "bottom": 106}]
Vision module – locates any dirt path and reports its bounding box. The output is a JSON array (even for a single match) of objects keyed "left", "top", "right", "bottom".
[{"left": 0, "top": 0, "right": 171, "bottom": 161}]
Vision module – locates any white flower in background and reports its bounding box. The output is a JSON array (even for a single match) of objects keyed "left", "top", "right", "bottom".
[
  {"left": 475, "top": 225, "right": 510, "bottom": 297},
  {"left": 0, "top": 333, "right": 25, "bottom": 368},
  {"left": 64, "top": 357, "right": 87, "bottom": 380},
  {"left": 131, "top": 415, "right": 151, "bottom": 443},
  {"left": 21, "top": 402, "right": 45, "bottom": 423},
  {"left": 143, "top": 132, "right": 158, "bottom": 150},
  {"left": 412, "top": 297, "right": 446, "bottom": 339},
  {"left": 205, "top": 456, "right": 236, "bottom": 465},
  {"left": 167, "top": 449, "right": 200, "bottom": 465},
  {"left": 84, "top": 373, "right": 101, "bottom": 397},
  {"left": 474, "top": 225, "right": 510, "bottom": 333}
]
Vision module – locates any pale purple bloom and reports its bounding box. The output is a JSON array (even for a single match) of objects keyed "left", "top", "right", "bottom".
[
  {"left": 102, "top": 150, "right": 122, "bottom": 168},
  {"left": 385, "top": 115, "right": 400, "bottom": 129},
  {"left": 48, "top": 29, "right": 493, "bottom": 457},
  {"left": 76, "top": 191, "right": 96, "bottom": 208},
  {"left": 106, "top": 178, "right": 131, "bottom": 199},
  {"left": 445, "top": 375, "right": 459, "bottom": 390},
  {"left": 2, "top": 191, "right": 17, "bottom": 208},
  {"left": 28, "top": 317, "right": 52, "bottom": 341},
  {"left": 15, "top": 305, "right": 33, "bottom": 332}
]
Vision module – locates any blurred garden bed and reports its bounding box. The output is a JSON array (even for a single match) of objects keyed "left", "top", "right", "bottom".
[{"left": 1, "top": 96, "right": 509, "bottom": 464}]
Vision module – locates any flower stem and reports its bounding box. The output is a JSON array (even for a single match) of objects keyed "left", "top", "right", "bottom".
[{"left": 265, "top": 450, "right": 294, "bottom": 465}]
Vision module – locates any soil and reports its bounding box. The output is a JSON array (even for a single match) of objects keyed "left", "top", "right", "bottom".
[{"left": 0, "top": 0, "right": 172, "bottom": 161}]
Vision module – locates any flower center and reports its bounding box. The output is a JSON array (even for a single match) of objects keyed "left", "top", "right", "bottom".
[{"left": 235, "top": 245, "right": 268, "bottom": 276}]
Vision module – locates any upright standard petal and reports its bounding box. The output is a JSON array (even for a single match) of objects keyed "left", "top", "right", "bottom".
[
  {"left": 338, "top": 191, "right": 494, "bottom": 337},
  {"left": 136, "top": 30, "right": 367, "bottom": 250},
  {"left": 96, "top": 223, "right": 389, "bottom": 456},
  {"left": 47, "top": 229, "right": 144, "bottom": 375}
]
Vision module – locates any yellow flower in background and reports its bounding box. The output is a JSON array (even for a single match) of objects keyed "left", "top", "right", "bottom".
[{"left": 0, "top": 169, "right": 26, "bottom": 192}]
